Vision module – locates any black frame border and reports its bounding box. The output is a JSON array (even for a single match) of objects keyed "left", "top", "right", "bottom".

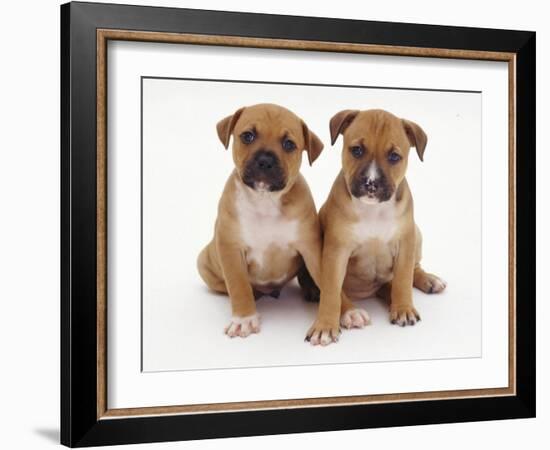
[{"left": 61, "top": 1, "right": 535, "bottom": 447}]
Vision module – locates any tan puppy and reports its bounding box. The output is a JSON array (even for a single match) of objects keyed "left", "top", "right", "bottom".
[
  {"left": 198, "top": 103, "right": 324, "bottom": 338},
  {"left": 307, "top": 109, "right": 446, "bottom": 346}
]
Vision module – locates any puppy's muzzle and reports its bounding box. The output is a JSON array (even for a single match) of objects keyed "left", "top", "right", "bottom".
[
  {"left": 255, "top": 152, "right": 277, "bottom": 172},
  {"left": 242, "top": 150, "right": 287, "bottom": 192},
  {"left": 351, "top": 170, "right": 393, "bottom": 203},
  {"left": 364, "top": 179, "right": 379, "bottom": 195}
]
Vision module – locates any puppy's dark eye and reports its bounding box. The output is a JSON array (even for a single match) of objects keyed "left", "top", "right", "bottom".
[
  {"left": 240, "top": 131, "right": 255, "bottom": 144},
  {"left": 282, "top": 138, "right": 296, "bottom": 152},
  {"left": 388, "top": 151, "right": 402, "bottom": 164},
  {"left": 350, "top": 146, "right": 364, "bottom": 158}
]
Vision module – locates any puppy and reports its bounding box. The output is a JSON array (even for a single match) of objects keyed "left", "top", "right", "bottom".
[
  {"left": 198, "top": 103, "right": 324, "bottom": 338},
  {"left": 307, "top": 109, "right": 446, "bottom": 345}
]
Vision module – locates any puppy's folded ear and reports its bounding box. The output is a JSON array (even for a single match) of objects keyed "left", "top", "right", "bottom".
[
  {"left": 216, "top": 107, "right": 245, "bottom": 149},
  {"left": 329, "top": 109, "right": 359, "bottom": 145},
  {"left": 402, "top": 119, "right": 428, "bottom": 161},
  {"left": 301, "top": 121, "right": 324, "bottom": 166}
]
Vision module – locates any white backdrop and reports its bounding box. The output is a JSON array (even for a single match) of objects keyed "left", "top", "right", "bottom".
[{"left": 0, "top": 0, "right": 547, "bottom": 449}]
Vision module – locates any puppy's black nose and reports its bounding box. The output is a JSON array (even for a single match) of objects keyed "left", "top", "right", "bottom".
[
  {"left": 365, "top": 179, "right": 378, "bottom": 194},
  {"left": 256, "top": 153, "right": 276, "bottom": 171}
]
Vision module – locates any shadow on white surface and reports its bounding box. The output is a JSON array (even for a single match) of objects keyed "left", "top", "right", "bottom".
[{"left": 33, "top": 428, "right": 59, "bottom": 444}]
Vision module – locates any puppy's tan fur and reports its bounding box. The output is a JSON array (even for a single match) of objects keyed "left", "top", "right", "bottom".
[
  {"left": 198, "top": 103, "right": 324, "bottom": 338},
  {"left": 307, "top": 109, "right": 446, "bottom": 345}
]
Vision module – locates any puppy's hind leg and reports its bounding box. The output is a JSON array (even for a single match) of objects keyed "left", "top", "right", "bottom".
[
  {"left": 412, "top": 226, "right": 447, "bottom": 294},
  {"left": 297, "top": 264, "right": 320, "bottom": 302},
  {"left": 339, "top": 292, "right": 370, "bottom": 329},
  {"left": 197, "top": 240, "right": 227, "bottom": 294},
  {"left": 413, "top": 265, "right": 447, "bottom": 294}
]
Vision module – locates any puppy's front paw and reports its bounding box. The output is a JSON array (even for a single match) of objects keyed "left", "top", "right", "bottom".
[
  {"left": 340, "top": 308, "right": 371, "bottom": 329},
  {"left": 390, "top": 306, "right": 420, "bottom": 327},
  {"left": 224, "top": 314, "right": 261, "bottom": 338},
  {"left": 305, "top": 319, "right": 340, "bottom": 346}
]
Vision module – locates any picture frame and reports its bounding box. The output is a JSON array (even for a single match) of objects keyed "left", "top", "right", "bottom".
[{"left": 60, "top": 1, "right": 535, "bottom": 447}]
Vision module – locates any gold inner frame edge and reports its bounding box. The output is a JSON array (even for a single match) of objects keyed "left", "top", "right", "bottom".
[{"left": 96, "top": 29, "right": 517, "bottom": 420}]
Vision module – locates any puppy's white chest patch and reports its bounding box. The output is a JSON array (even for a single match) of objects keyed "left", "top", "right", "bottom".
[
  {"left": 235, "top": 182, "right": 298, "bottom": 269},
  {"left": 352, "top": 198, "right": 397, "bottom": 244}
]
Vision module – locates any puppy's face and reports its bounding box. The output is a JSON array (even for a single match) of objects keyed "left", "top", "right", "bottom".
[
  {"left": 330, "top": 109, "right": 427, "bottom": 204},
  {"left": 217, "top": 104, "right": 324, "bottom": 193}
]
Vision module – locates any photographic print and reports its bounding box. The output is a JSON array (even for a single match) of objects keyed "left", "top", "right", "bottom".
[{"left": 140, "top": 76, "right": 481, "bottom": 371}]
